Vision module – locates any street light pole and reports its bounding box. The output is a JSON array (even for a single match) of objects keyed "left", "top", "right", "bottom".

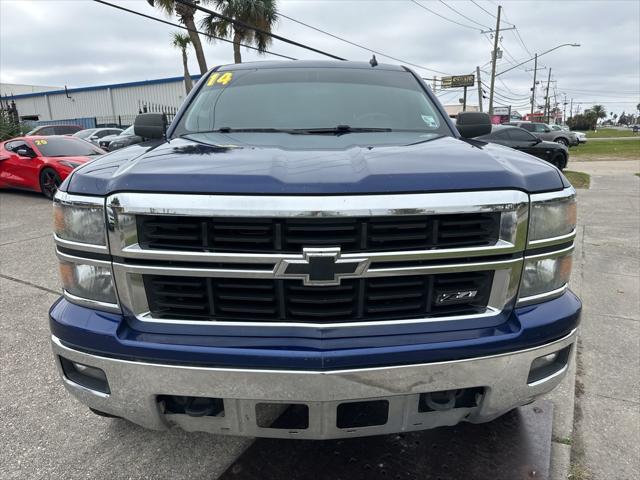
[
  {"left": 530, "top": 53, "right": 537, "bottom": 115},
  {"left": 488, "top": 5, "right": 501, "bottom": 115},
  {"left": 496, "top": 43, "right": 580, "bottom": 77},
  {"left": 544, "top": 68, "right": 552, "bottom": 123}
]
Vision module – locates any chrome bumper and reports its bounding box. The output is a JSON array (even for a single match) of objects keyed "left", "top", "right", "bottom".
[{"left": 51, "top": 329, "right": 576, "bottom": 439}]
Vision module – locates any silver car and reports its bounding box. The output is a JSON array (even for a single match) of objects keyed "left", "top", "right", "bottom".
[
  {"left": 505, "top": 121, "right": 578, "bottom": 147},
  {"left": 73, "top": 128, "right": 123, "bottom": 146}
]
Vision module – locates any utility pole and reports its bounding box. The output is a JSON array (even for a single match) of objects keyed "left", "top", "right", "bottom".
[
  {"left": 543, "top": 67, "right": 552, "bottom": 123},
  {"left": 530, "top": 54, "right": 537, "bottom": 115},
  {"left": 476, "top": 66, "right": 483, "bottom": 112},
  {"left": 569, "top": 98, "right": 573, "bottom": 119},
  {"left": 563, "top": 94, "right": 568, "bottom": 124},
  {"left": 462, "top": 86, "right": 468, "bottom": 112},
  {"left": 488, "top": 5, "right": 501, "bottom": 115},
  {"left": 432, "top": 76, "right": 437, "bottom": 91}
]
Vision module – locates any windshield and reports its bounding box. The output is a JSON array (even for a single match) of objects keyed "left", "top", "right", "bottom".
[
  {"left": 173, "top": 67, "right": 450, "bottom": 138},
  {"left": 121, "top": 126, "right": 135, "bottom": 136},
  {"left": 73, "top": 129, "right": 96, "bottom": 139},
  {"left": 35, "top": 137, "right": 103, "bottom": 157}
]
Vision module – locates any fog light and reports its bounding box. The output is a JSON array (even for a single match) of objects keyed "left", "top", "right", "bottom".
[
  {"left": 527, "top": 346, "right": 572, "bottom": 385},
  {"left": 59, "top": 357, "right": 110, "bottom": 394}
]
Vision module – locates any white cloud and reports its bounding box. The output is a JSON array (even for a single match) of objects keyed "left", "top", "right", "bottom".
[{"left": 1, "top": 0, "right": 638, "bottom": 114}]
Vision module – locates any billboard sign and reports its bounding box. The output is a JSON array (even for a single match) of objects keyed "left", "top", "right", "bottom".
[{"left": 441, "top": 74, "right": 475, "bottom": 89}]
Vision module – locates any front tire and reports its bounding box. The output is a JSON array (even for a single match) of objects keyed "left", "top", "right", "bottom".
[
  {"left": 555, "top": 137, "right": 569, "bottom": 147},
  {"left": 551, "top": 153, "right": 567, "bottom": 170},
  {"left": 39, "top": 168, "right": 61, "bottom": 199}
]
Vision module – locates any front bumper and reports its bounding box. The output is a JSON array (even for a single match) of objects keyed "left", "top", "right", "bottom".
[{"left": 52, "top": 328, "right": 577, "bottom": 439}]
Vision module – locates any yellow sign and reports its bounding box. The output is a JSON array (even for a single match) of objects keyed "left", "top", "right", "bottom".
[
  {"left": 206, "top": 72, "right": 233, "bottom": 87},
  {"left": 34, "top": 139, "right": 48, "bottom": 145}
]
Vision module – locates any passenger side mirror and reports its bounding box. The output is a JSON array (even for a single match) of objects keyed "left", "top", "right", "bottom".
[
  {"left": 456, "top": 112, "right": 492, "bottom": 138},
  {"left": 134, "top": 113, "right": 167, "bottom": 140},
  {"left": 544, "top": 127, "right": 551, "bottom": 133},
  {"left": 16, "top": 148, "right": 36, "bottom": 158}
]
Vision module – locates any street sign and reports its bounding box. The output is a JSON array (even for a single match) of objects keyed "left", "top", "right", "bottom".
[
  {"left": 493, "top": 106, "right": 511, "bottom": 116},
  {"left": 441, "top": 74, "right": 475, "bottom": 88}
]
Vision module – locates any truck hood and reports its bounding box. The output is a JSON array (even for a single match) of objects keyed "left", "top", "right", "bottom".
[{"left": 64, "top": 134, "right": 566, "bottom": 195}]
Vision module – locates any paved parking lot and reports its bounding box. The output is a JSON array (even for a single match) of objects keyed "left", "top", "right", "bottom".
[{"left": 1, "top": 161, "right": 638, "bottom": 479}]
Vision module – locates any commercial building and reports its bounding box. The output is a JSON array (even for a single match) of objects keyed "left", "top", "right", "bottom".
[{"left": 2, "top": 75, "right": 200, "bottom": 127}]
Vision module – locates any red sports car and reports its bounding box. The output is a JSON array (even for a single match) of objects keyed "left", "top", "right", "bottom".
[{"left": 0, "top": 135, "right": 105, "bottom": 199}]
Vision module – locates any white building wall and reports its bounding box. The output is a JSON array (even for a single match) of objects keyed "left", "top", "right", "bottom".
[
  {"left": 46, "top": 89, "right": 113, "bottom": 120},
  {"left": 9, "top": 77, "right": 190, "bottom": 122}
]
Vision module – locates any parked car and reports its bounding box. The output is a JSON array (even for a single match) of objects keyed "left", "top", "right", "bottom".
[
  {"left": 475, "top": 125, "right": 568, "bottom": 169},
  {"left": 73, "top": 128, "right": 123, "bottom": 146},
  {"left": 573, "top": 131, "right": 587, "bottom": 144},
  {"left": 26, "top": 124, "right": 83, "bottom": 136},
  {"left": 49, "top": 61, "right": 580, "bottom": 440},
  {"left": 0, "top": 135, "right": 104, "bottom": 198},
  {"left": 504, "top": 121, "right": 578, "bottom": 147},
  {"left": 98, "top": 125, "right": 144, "bottom": 151}
]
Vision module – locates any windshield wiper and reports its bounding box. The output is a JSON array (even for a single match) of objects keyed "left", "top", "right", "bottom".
[
  {"left": 292, "top": 125, "right": 392, "bottom": 134},
  {"left": 186, "top": 127, "right": 300, "bottom": 135}
]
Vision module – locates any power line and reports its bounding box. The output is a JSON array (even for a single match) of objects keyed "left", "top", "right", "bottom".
[
  {"left": 273, "top": 10, "right": 452, "bottom": 74},
  {"left": 175, "top": 0, "right": 346, "bottom": 61},
  {"left": 92, "top": 0, "right": 296, "bottom": 60},
  {"left": 439, "top": 0, "right": 492, "bottom": 30},
  {"left": 513, "top": 28, "right": 533, "bottom": 57},
  {"left": 409, "top": 0, "right": 482, "bottom": 31}
]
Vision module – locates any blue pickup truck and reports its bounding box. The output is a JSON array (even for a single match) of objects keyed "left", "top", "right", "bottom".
[{"left": 49, "top": 61, "right": 580, "bottom": 439}]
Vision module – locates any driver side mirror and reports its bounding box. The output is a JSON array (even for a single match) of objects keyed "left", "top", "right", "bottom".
[
  {"left": 456, "top": 112, "right": 492, "bottom": 138},
  {"left": 16, "top": 148, "right": 36, "bottom": 158},
  {"left": 134, "top": 113, "right": 167, "bottom": 140}
]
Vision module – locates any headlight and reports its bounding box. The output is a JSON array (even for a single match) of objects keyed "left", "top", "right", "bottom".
[
  {"left": 528, "top": 188, "right": 576, "bottom": 244},
  {"left": 519, "top": 187, "right": 577, "bottom": 305},
  {"left": 519, "top": 249, "right": 573, "bottom": 302},
  {"left": 59, "top": 257, "right": 117, "bottom": 305},
  {"left": 53, "top": 192, "right": 106, "bottom": 246}
]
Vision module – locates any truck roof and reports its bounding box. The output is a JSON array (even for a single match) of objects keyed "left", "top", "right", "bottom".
[{"left": 215, "top": 60, "right": 407, "bottom": 72}]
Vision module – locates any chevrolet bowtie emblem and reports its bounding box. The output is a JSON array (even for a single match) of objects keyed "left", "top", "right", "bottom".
[{"left": 275, "top": 248, "right": 370, "bottom": 286}]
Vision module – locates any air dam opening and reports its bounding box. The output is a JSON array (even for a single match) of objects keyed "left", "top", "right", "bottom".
[
  {"left": 418, "top": 387, "right": 485, "bottom": 412},
  {"left": 528, "top": 345, "right": 572, "bottom": 384},
  {"left": 160, "top": 395, "right": 225, "bottom": 417},
  {"left": 256, "top": 403, "right": 309, "bottom": 430},
  {"left": 59, "top": 356, "right": 110, "bottom": 394},
  {"left": 337, "top": 400, "right": 389, "bottom": 429}
]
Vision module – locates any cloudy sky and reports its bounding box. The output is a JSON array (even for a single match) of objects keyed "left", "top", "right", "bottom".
[{"left": 1, "top": 0, "right": 638, "bottom": 116}]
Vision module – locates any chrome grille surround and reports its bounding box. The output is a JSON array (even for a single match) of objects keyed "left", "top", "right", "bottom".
[{"left": 101, "top": 191, "right": 529, "bottom": 328}]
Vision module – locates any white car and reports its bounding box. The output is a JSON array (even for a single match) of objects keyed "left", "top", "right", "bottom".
[{"left": 573, "top": 131, "right": 587, "bottom": 144}]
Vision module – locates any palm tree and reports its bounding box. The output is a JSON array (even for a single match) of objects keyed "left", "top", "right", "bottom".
[
  {"left": 148, "top": 0, "right": 208, "bottom": 74},
  {"left": 172, "top": 32, "right": 193, "bottom": 94},
  {"left": 590, "top": 104, "right": 607, "bottom": 123},
  {"left": 200, "top": 0, "right": 278, "bottom": 64}
]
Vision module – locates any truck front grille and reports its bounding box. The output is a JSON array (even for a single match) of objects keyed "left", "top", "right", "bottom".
[
  {"left": 143, "top": 272, "right": 494, "bottom": 323},
  {"left": 137, "top": 213, "right": 500, "bottom": 253}
]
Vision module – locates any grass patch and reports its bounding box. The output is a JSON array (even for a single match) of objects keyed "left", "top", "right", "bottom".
[
  {"left": 569, "top": 462, "right": 591, "bottom": 480},
  {"left": 564, "top": 171, "right": 590, "bottom": 189},
  {"left": 635, "top": 173, "right": 640, "bottom": 177},
  {"left": 571, "top": 139, "right": 640, "bottom": 160},
  {"left": 585, "top": 128, "right": 639, "bottom": 138},
  {"left": 552, "top": 435, "right": 573, "bottom": 446}
]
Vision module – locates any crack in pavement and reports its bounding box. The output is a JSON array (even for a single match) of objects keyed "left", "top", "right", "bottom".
[
  {"left": 0, "top": 273, "right": 60, "bottom": 296},
  {"left": 0, "top": 232, "right": 53, "bottom": 246}
]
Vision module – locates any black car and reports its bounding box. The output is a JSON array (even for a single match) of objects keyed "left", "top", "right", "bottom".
[
  {"left": 98, "top": 125, "right": 144, "bottom": 151},
  {"left": 475, "top": 126, "right": 568, "bottom": 170}
]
